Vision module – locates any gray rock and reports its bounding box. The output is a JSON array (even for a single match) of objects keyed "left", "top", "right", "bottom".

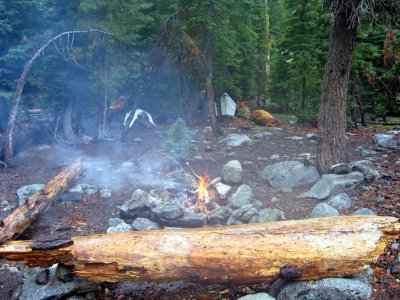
[
  {"left": 106, "top": 222, "right": 132, "bottom": 233},
  {"left": 108, "top": 217, "right": 125, "bottom": 227},
  {"left": 120, "top": 161, "right": 135, "bottom": 169},
  {"left": 160, "top": 212, "right": 207, "bottom": 228},
  {"left": 253, "top": 199, "right": 263, "bottom": 210},
  {"left": 132, "top": 138, "right": 142, "bottom": 143},
  {"left": 329, "top": 163, "right": 352, "bottom": 174},
  {"left": 277, "top": 278, "right": 372, "bottom": 300},
  {"left": 80, "top": 135, "right": 94, "bottom": 144},
  {"left": 310, "top": 203, "right": 340, "bottom": 218},
  {"left": 99, "top": 189, "right": 112, "bottom": 199},
  {"left": 0, "top": 266, "right": 23, "bottom": 300},
  {"left": 270, "top": 154, "right": 280, "bottom": 160},
  {"left": 352, "top": 208, "right": 376, "bottom": 216},
  {"left": 151, "top": 202, "right": 185, "bottom": 220},
  {"left": 373, "top": 134, "right": 398, "bottom": 149},
  {"left": 80, "top": 183, "right": 98, "bottom": 195},
  {"left": 35, "top": 269, "right": 50, "bottom": 285},
  {"left": 238, "top": 293, "right": 276, "bottom": 300},
  {"left": 16, "top": 184, "right": 45, "bottom": 206},
  {"left": 56, "top": 264, "right": 74, "bottom": 282},
  {"left": 207, "top": 206, "right": 233, "bottom": 225},
  {"left": 20, "top": 265, "right": 98, "bottom": 300},
  {"left": 222, "top": 160, "right": 243, "bottom": 184},
  {"left": 258, "top": 208, "right": 285, "bottom": 222},
  {"left": 132, "top": 217, "right": 161, "bottom": 230},
  {"left": 228, "top": 184, "right": 254, "bottom": 209},
  {"left": 260, "top": 161, "right": 320, "bottom": 190},
  {"left": 351, "top": 160, "right": 380, "bottom": 183},
  {"left": 360, "top": 149, "right": 377, "bottom": 157},
  {"left": 298, "top": 172, "right": 364, "bottom": 200},
  {"left": 306, "top": 133, "right": 318, "bottom": 140},
  {"left": 119, "top": 189, "right": 151, "bottom": 219},
  {"left": 226, "top": 215, "right": 243, "bottom": 225},
  {"left": 326, "top": 193, "right": 352, "bottom": 209},
  {"left": 214, "top": 182, "right": 232, "bottom": 198},
  {"left": 230, "top": 204, "right": 259, "bottom": 223},
  {"left": 219, "top": 134, "right": 252, "bottom": 147},
  {"left": 60, "top": 184, "right": 83, "bottom": 202}
]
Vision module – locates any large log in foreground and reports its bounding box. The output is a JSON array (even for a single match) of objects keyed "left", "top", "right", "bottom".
[
  {"left": 0, "top": 216, "right": 399, "bottom": 284},
  {"left": 0, "top": 159, "right": 82, "bottom": 244}
]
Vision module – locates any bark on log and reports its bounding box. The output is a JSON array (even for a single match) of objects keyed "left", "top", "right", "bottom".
[
  {"left": 0, "top": 216, "right": 399, "bottom": 284},
  {"left": 0, "top": 159, "right": 82, "bottom": 244}
]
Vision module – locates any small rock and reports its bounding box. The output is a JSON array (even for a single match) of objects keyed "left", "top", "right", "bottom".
[
  {"left": 258, "top": 208, "right": 285, "bottom": 222},
  {"left": 60, "top": 184, "right": 83, "bottom": 202},
  {"left": 56, "top": 264, "right": 75, "bottom": 282},
  {"left": 287, "top": 136, "right": 303, "bottom": 141},
  {"left": 120, "top": 161, "right": 135, "bottom": 169},
  {"left": 80, "top": 135, "right": 94, "bottom": 144},
  {"left": 106, "top": 222, "right": 132, "bottom": 233},
  {"left": 205, "top": 145, "right": 213, "bottom": 152},
  {"left": 238, "top": 293, "right": 276, "bottom": 300},
  {"left": 108, "top": 218, "right": 125, "bottom": 227},
  {"left": 310, "top": 203, "right": 339, "bottom": 218},
  {"left": 160, "top": 211, "right": 207, "bottom": 228},
  {"left": 207, "top": 206, "right": 233, "bottom": 225},
  {"left": 151, "top": 202, "right": 185, "bottom": 220},
  {"left": 325, "top": 193, "right": 352, "bottom": 209},
  {"left": 214, "top": 182, "right": 232, "bottom": 198},
  {"left": 222, "top": 160, "right": 243, "bottom": 184},
  {"left": 270, "top": 154, "right": 280, "bottom": 160},
  {"left": 219, "top": 134, "right": 252, "bottom": 147},
  {"left": 132, "top": 138, "right": 142, "bottom": 143},
  {"left": 132, "top": 218, "right": 161, "bottom": 231},
  {"left": 99, "top": 189, "right": 112, "bottom": 199},
  {"left": 352, "top": 208, "right": 376, "bottom": 216},
  {"left": 391, "top": 242, "right": 399, "bottom": 251},
  {"left": 35, "top": 269, "right": 50, "bottom": 285},
  {"left": 306, "top": 133, "right": 317, "bottom": 140}
]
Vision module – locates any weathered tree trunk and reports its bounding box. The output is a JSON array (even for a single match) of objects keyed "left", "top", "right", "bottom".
[
  {"left": 204, "top": 35, "right": 222, "bottom": 136},
  {"left": 4, "top": 29, "right": 107, "bottom": 166},
  {"left": 0, "top": 216, "right": 398, "bottom": 284},
  {"left": 317, "top": 2, "right": 360, "bottom": 173},
  {"left": 63, "top": 96, "right": 77, "bottom": 141},
  {"left": 0, "top": 159, "right": 82, "bottom": 244},
  {"left": 96, "top": 48, "right": 110, "bottom": 141}
]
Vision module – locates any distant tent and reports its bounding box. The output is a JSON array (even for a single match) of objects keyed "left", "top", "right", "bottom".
[{"left": 219, "top": 93, "right": 236, "bottom": 116}]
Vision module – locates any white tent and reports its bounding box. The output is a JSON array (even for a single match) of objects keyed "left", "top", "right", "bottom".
[{"left": 219, "top": 92, "right": 236, "bottom": 116}]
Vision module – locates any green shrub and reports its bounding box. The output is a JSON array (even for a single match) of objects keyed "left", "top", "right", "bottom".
[
  {"left": 162, "top": 118, "right": 197, "bottom": 160},
  {"left": 237, "top": 107, "right": 252, "bottom": 119}
]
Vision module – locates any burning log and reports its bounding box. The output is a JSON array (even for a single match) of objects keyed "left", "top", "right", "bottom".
[
  {"left": 0, "top": 216, "right": 399, "bottom": 284},
  {"left": 0, "top": 159, "right": 82, "bottom": 244}
]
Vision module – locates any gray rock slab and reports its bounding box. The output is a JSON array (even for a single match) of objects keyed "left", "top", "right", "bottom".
[
  {"left": 16, "top": 184, "right": 45, "bottom": 206},
  {"left": 276, "top": 278, "right": 372, "bottom": 300},
  {"left": 219, "top": 134, "right": 252, "bottom": 147},
  {"left": 20, "top": 265, "right": 98, "bottom": 300},
  {"left": 351, "top": 160, "right": 380, "bottom": 183},
  {"left": 310, "top": 203, "right": 340, "bottom": 218},
  {"left": 151, "top": 202, "right": 185, "bottom": 220},
  {"left": 132, "top": 217, "right": 161, "bottom": 230},
  {"left": 214, "top": 182, "right": 232, "bottom": 198},
  {"left": 222, "top": 160, "right": 243, "bottom": 184},
  {"left": 106, "top": 222, "right": 132, "bottom": 233},
  {"left": 373, "top": 134, "right": 398, "bottom": 149},
  {"left": 352, "top": 208, "right": 376, "bottom": 216},
  {"left": 298, "top": 172, "right": 364, "bottom": 200},
  {"left": 258, "top": 208, "right": 286, "bottom": 222},
  {"left": 161, "top": 212, "right": 207, "bottom": 228},
  {"left": 238, "top": 293, "right": 276, "bottom": 300},
  {"left": 59, "top": 184, "right": 83, "bottom": 202},
  {"left": 108, "top": 217, "right": 126, "bottom": 227},
  {"left": 326, "top": 193, "right": 352, "bottom": 209},
  {"left": 260, "top": 161, "right": 320, "bottom": 190},
  {"left": 228, "top": 184, "right": 254, "bottom": 209}
]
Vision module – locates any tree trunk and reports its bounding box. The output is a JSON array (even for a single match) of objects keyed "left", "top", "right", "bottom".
[
  {"left": 0, "top": 216, "right": 398, "bottom": 284},
  {"left": 96, "top": 48, "right": 110, "bottom": 141},
  {"left": 317, "top": 3, "right": 360, "bottom": 173},
  {"left": 63, "top": 96, "right": 77, "bottom": 141},
  {"left": 0, "top": 159, "right": 82, "bottom": 244},
  {"left": 4, "top": 29, "right": 107, "bottom": 167}
]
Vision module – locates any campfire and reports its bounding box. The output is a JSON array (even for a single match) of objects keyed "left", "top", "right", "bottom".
[{"left": 184, "top": 174, "right": 219, "bottom": 214}]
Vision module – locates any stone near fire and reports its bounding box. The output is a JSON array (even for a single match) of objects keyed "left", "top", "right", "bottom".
[
  {"left": 298, "top": 172, "right": 364, "bottom": 200},
  {"left": 119, "top": 189, "right": 152, "bottom": 219},
  {"left": 151, "top": 202, "right": 185, "bottom": 220},
  {"left": 228, "top": 184, "right": 254, "bottom": 209},
  {"left": 16, "top": 183, "right": 45, "bottom": 206},
  {"left": 132, "top": 217, "right": 161, "bottom": 231},
  {"left": 352, "top": 208, "right": 376, "bottom": 216},
  {"left": 59, "top": 184, "right": 83, "bottom": 202},
  {"left": 260, "top": 161, "right": 320, "bottom": 190},
  {"left": 106, "top": 222, "right": 132, "bottom": 233},
  {"left": 222, "top": 160, "right": 243, "bottom": 184},
  {"left": 214, "top": 182, "right": 232, "bottom": 198},
  {"left": 207, "top": 206, "right": 233, "bottom": 225},
  {"left": 219, "top": 133, "right": 252, "bottom": 147},
  {"left": 160, "top": 212, "right": 207, "bottom": 228}
]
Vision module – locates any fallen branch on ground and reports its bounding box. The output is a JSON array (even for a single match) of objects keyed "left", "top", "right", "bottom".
[
  {"left": 0, "top": 216, "right": 398, "bottom": 284},
  {"left": 0, "top": 159, "right": 82, "bottom": 244}
]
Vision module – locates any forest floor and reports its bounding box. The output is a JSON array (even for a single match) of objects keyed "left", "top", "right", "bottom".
[{"left": 0, "top": 118, "right": 399, "bottom": 299}]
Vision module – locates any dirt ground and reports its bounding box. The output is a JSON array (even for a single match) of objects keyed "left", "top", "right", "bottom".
[{"left": 0, "top": 118, "right": 399, "bottom": 299}]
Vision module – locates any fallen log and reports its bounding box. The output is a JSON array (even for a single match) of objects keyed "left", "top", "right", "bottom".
[
  {"left": 0, "top": 159, "right": 82, "bottom": 244},
  {"left": 0, "top": 216, "right": 399, "bottom": 284}
]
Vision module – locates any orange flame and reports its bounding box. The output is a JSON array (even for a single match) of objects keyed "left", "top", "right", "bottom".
[{"left": 192, "top": 174, "right": 211, "bottom": 213}]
